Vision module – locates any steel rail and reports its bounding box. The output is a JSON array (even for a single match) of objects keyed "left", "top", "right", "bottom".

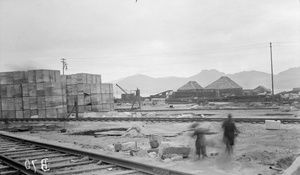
[
  {"left": 115, "top": 107, "right": 279, "bottom": 112},
  {"left": 0, "top": 134, "right": 194, "bottom": 175},
  {"left": 0, "top": 117, "right": 299, "bottom": 123}
]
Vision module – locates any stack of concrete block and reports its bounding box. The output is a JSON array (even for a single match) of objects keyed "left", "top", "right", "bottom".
[
  {"left": 0, "top": 70, "right": 114, "bottom": 119},
  {"left": 0, "top": 70, "right": 67, "bottom": 118},
  {"left": 63, "top": 73, "right": 114, "bottom": 114}
]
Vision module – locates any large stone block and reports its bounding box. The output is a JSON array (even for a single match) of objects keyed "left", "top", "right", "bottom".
[
  {"left": 158, "top": 142, "right": 191, "bottom": 159},
  {"left": 265, "top": 120, "right": 281, "bottom": 130}
]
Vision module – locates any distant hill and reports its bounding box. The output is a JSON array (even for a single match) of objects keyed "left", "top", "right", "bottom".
[{"left": 110, "top": 67, "right": 300, "bottom": 96}]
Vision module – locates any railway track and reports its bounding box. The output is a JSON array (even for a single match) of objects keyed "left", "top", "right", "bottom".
[
  {"left": 0, "top": 134, "right": 193, "bottom": 175},
  {"left": 0, "top": 117, "right": 299, "bottom": 124},
  {"left": 115, "top": 107, "right": 279, "bottom": 112}
]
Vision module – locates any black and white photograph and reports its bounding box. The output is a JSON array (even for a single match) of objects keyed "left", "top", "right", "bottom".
[{"left": 0, "top": 0, "right": 300, "bottom": 174}]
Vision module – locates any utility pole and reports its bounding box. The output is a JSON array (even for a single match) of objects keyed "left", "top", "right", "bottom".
[
  {"left": 61, "top": 58, "right": 68, "bottom": 75},
  {"left": 270, "top": 42, "right": 274, "bottom": 103}
]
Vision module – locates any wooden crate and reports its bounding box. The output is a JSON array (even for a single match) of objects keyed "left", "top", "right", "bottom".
[
  {"left": 30, "top": 109, "right": 38, "bottom": 117},
  {"left": 13, "top": 71, "right": 27, "bottom": 84},
  {"left": 52, "top": 83, "right": 62, "bottom": 96},
  {"left": 28, "top": 84, "right": 37, "bottom": 97},
  {"left": 76, "top": 73, "right": 87, "bottom": 84},
  {"left": 1, "top": 110, "right": 9, "bottom": 118},
  {"left": 46, "top": 108, "right": 57, "bottom": 118},
  {"left": 38, "top": 109, "right": 46, "bottom": 118},
  {"left": 90, "top": 84, "right": 101, "bottom": 94},
  {"left": 21, "top": 83, "right": 29, "bottom": 97},
  {"left": 84, "top": 95, "right": 91, "bottom": 105},
  {"left": 36, "top": 70, "right": 51, "bottom": 83},
  {"left": 23, "top": 110, "right": 31, "bottom": 118},
  {"left": 101, "top": 83, "right": 113, "bottom": 94},
  {"left": 6, "top": 85, "right": 14, "bottom": 98},
  {"left": 77, "top": 84, "right": 91, "bottom": 94},
  {"left": 96, "top": 75, "right": 101, "bottom": 84},
  {"left": 14, "top": 98, "right": 23, "bottom": 110},
  {"left": 29, "top": 97, "right": 37, "bottom": 110},
  {"left": 16, "top": 110, "right": 23, "bottom": 118},
  {"left": 66, "top": 75, "right": 77, "bottom": 85},
  {"left": 45, "top": 96, "right": 63, "bottom": 108},
  {"left": 77, "top": 94, "right": 84, "bottom": 105},
  {"left": 0, "top": 85, "right": 7, "bottom": 98},
  {"left": 91, "top": 105, "right": 103, "bottom": 112},
  {"left": 54, "top": 70, "right": 61, "bottom": 82},
  {"left": 57, "top": 108, "right": 67, "bottom": 118},
  {"left": 37, "top": 97, "right": 46, "bottom": 109},
  {"left": 85, "top": 106, "right": 92, "bottom": 112},
  {"left": 28, "top": 70, "right": 36, "bottom": 83},
  {"left": 91, "top": 94, "right": 102, "bottom": 105},
  {"left": 22, "top": 97, "right": 30, "bottom": 110},
  {"left": 5, "top": 72, "right": 14, "bottom": 85},
  {"left": 101, "top": 93, "right": 111, "bottom": 103},
  {"left": 13, "top": 84, "right": 22, "bottom": 98},
  {"left": 36, "top": 83, "right": 45, "bottom": 96},
  {"left": 66, "top": 85, "right": 77, "bottom": 95},
  {"left": 1, "top": 98, "right": 15, "bottom": 110}
]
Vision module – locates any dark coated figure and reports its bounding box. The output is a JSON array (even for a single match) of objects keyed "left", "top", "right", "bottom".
[{"left": 222, "top": 114, "right": 239, "bottom": 154}]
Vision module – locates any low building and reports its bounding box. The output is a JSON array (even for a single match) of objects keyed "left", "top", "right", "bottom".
[{"left": 204, "top": 76, "right": 243, "bottom": 97}]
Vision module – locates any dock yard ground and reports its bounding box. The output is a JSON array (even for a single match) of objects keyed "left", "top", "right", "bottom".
[{"left": 1, "top": 103, "right": 300, "bottom": 175}]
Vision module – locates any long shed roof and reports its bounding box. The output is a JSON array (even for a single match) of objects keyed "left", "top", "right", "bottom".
[
  {"left": 178, "top": 81, "right": 203, "bottom": 91},
  {"left": 204, "top": 76, "right": 242, "bottom": 89}
]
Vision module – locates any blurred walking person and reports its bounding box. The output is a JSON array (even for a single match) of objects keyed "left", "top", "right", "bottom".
[
  {"left": 222, "top": 114, "right": 239, "bottom": 154},
  {"left": 190, "top": 123, "right": 208, "bottom": 159}
]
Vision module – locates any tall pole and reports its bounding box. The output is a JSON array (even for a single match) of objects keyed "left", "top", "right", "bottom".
[
  {"left": 270, "top": 42, "right": 274, "bottom": 103},
  {"left": 61, "top": 58, "right": 67, "bottom": 75}
]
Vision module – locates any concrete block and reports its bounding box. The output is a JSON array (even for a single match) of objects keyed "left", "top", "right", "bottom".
[
  {"left": 265, "top": 120, "right": 281, "bottom": 130},
  {"left": 158, "top": 142, "right": 191, "bottom": 158},
  {"left": 121, "top": 141, "right": 137, "bottom": 151},
  {"left": 283, "top": 156, "right": 300, "bottom": 175}
]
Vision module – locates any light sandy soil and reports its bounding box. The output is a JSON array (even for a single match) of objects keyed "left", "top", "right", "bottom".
[{"left": 1, "top": 106, "right": 300, "bottom": 175}]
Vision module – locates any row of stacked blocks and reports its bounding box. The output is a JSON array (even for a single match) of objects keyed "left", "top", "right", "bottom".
[{"left": 0, "top": 70, "right": 114, "bottom": 118}]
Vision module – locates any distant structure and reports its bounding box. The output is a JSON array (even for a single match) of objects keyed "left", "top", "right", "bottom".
[
  {"left": 0, "top": 70, "right": 114, "bottom": 119},
  {"left": 177, "top": 81, "right": 203, "bottom": 92},
  {"left": 204, "top": 76, "right": 243, "bottom": 97},
  {"left": 253, "top": 86, "right": 271, "bottom": 95}
]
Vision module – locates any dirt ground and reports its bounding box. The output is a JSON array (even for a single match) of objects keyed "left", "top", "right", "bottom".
[{"left": 1, "top": 106, "right": 300, "bottom": 175}]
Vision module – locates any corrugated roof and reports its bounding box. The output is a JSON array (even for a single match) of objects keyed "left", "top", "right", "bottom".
[
  {"left": 204, "top": 76, "right": 242, "bottom": 89},
  {"left": 178, "top": 81, "right": 203, "bottom": 91},
  {"left": 253, "top": 86, "right": 271, "bottom": 92}
]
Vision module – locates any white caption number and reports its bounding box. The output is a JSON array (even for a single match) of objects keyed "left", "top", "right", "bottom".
[
  {"left": 41, "top": 158, "right": 50, "bottom": 172},
  {"left": 24, "top": 158, "right": 50, "bottom": 173}
]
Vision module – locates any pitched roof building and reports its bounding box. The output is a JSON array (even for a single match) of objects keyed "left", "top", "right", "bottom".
[
  {"left": 204, "top": 76, "right": 242, "bottom": 89},
  {"left": 178, "top": 81, "right": 203, "bottom": 91},
  {"left": 204, "top": 76, "right": 243, "bottom": 97}
]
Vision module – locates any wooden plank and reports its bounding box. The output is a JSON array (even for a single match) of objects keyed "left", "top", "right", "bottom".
[
  {"left": 48, "top": 165, "right": 115, "bottom": 175},
  {"left": 47, "top": 160, "right": 94, "bottom": 170},
  {"left": 101, "top": 84, "right": 110, "bottom": 94},
  {"left": 105, "top": 170, "right": 138, "bottom": 175}
]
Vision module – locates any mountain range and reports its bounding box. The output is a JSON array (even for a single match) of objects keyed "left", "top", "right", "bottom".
[{"left": 109, "top": 67, "right": 300, "bottom": 96}]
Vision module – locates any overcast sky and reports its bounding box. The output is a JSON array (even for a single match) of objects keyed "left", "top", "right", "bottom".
[{"left": 0, "top": 0, "right": 299, "bottom": 82}]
